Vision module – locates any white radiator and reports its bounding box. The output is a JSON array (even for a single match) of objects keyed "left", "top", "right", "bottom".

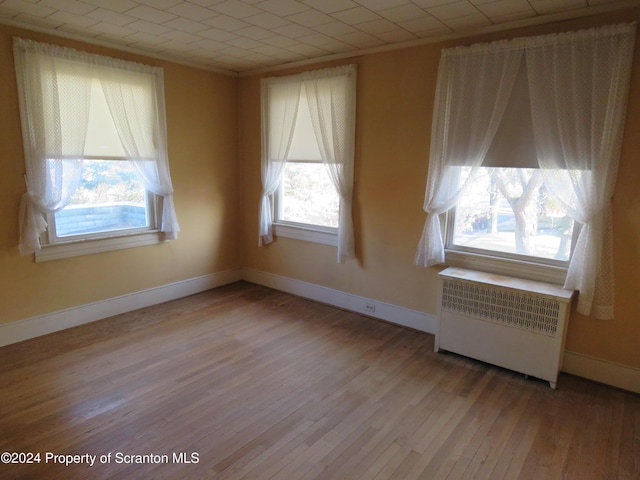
[{"left": 435, "top": 267, "right": 573, "bottom": 389}]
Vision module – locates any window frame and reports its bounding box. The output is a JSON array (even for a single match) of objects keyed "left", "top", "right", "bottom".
[
  {"left": 442, "top": 189, "right": 581, "bottom": 284},
  {"left": 272, "top": 157, "right": 340, "bottom": 245},
  {"left": 37, "top": 191, "right": 164, "bottom": 263}
]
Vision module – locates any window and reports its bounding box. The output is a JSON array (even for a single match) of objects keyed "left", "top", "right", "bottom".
[
  {"left": 416, "top": 24, "right": 635, "bottom": 319},
  {"left": 259, "top": 65, "right": 357, "bottom": 263},
  {"left": 13, "top": 38, "right": 179, "bottom": 261},
  {"left": 448, "top": 167, "right": 576, "bottom": 261},
  {"left": 275, "top": 86, "right": 339, "bottom": 233}
]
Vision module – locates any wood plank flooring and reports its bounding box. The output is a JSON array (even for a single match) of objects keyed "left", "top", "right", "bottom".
[{"left": 0, "top": 281, "right": 638, "bottom": 480}]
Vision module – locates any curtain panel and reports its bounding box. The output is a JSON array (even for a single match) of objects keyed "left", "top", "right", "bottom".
[
  {"left": 415, "top": 23, "right": 636, "bottom": 319},
  {"left": 13, "top": 38, "right": 179, "bottom": 254},
  {"left": 259, "top": 65, "right": 357, "bottom": 263}
]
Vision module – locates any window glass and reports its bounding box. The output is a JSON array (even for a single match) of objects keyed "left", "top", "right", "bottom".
[
  {"left": 279, "top": 162, "right": 339, "bottom": 228},
  {"left": 449, "top": 167, "right": 574, "bottom": 262},
  {"left": 53, "top": 160, "right": 149, "bottom": 238}
]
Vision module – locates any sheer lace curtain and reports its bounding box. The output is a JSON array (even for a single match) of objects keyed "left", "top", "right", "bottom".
[
  {"left": 415, "top": 44, "right": 523, "bottom": 266},
  {"left": 303, "top": 65, "right": 357, "bottom": 263},
  {"left": 415, "top": 23, "right": 636, "bottom": 320},
  {"left": 13, "top": 38, "right": 92, "bottom": 254},
  {"left": 259, "top": 65, "right": 357, "bottom": 263},
  {"left": 526, "top": 24, "right": 636, "bottom": 319},
  {"left": 259, "top": 78, "right": 302, "bottom": 245},
  {"left": 99, "top": 63, "right": 180, "bottom": 239},
  {"left": 13, "top": 38, "right": 179, "bottom": 254}
]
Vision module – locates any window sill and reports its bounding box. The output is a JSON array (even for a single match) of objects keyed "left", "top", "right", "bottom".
[
  {"left": 444, "top": 249, "right": 568, "bottom": 286},
  {"left": 273, "top": 222, "right": 338, "bottom": 247},
  {"left": 35, "top": 230, "right": 167, "bottom": 262}
]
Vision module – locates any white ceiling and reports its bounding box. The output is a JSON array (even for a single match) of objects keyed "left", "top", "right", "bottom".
[{"left": 0, "top": 0, "right": 634, "bottom": 74}]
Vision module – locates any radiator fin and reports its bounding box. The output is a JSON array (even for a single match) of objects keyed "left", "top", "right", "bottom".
[{"left": 441, "top": 279, "right": 560, "bottom": 336}]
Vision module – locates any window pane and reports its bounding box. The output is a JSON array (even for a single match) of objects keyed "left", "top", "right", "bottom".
[
  {"left": 451, "top": 167, "right": 574, "bottom": 261},
  {"left": 280, "top": 162, "right": 339, "bottom": 228},
  {"left": 54, "top": 160, "right": 149, "bottom": 237}
]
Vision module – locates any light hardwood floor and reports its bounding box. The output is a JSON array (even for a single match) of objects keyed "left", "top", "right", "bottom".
[{"left": 0, "top": 281, "right": 638, "bottom": 480}]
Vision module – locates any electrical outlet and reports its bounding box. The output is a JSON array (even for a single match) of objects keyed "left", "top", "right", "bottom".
[{"left": 365, "top": 303, "right": 376, "bottom": 313}]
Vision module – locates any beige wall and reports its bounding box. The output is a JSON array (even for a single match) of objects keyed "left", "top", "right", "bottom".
[
  {"left": 239, "top": 8, "right": 640, "bottom": 369},
  {"left": 0, "top": 25, "right": 241, "bottom": 324}
]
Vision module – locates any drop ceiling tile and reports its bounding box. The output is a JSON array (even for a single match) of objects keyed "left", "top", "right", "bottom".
[
  {"left": 441, "top": 12, "right": 492, "bottom": 29},
  {"left": 127, "top": 19, "right": 172, "bottom": 35},
  {"left": 12, "top": 12, "right": 65, "bottom": 29},
  {"left": 91, "top": 21, "right": 137, "bottom": 37},
  {"left": 529, "top": 0, "right": 586, "bottom": 14},
  {"left": 166, "top": 2, "right": 218, "bottom": 21},
  {"left": 233, "top": 25, "right": 277, "bottom": 40},
  {"left": 197, "top": 27, "right": 239, "bottom": 41},
  {"left": 125, "top": 31, "right": 172, "bottom": 46},
  {"left": 255, "top": 0, "right": 310, "bottom": 16},
  {"left": 134, "top": 0, "right": 183, "bottom": 9},
  {"left": 126, "top": 5, "right": 177, "bottom": 24},
  {"left": 202, "top": 14, "right": 251, "bottom": 31},
  {"left": 80, "top": 0, "right": 137, "bottom": 13},
  {"left": 476, "top": 0, "right": 536, "bottom": 21},
  {"left": 39, "top": 0, "right": 96, "bottom": 16},
  {"left": 1, "top": 0, "right": 56, "bottom": 18},
  {"left": 287, "top": 9, "right": 334, "bottom": 27},
  {"left": 210, "top": 0, "right": 264, "bottom": 19},
  {"left": 273, "top": 23, "right": 317, "bottom": 39},
  {"left": 301, "top": 0, "right": 359, "bottom": 14},
  {"left": 85, "top": 8, "right": 136, "bottom": 26},
  {"left": 262, "top": 34, "right": 302, "bottom": 48},
  {"left": 163, "top": 17, "right": 210, "bottom": 33},
  {"left": 251, "top": 44, "right": 290, "bottom": 57},
  {"left": 218, "top": 45, "right": 255, "bottom": 57},
  {"left": 354, "top": 0, "right": 410, "bottom": 10},
  {"left": 244, "top": 11, "right": 291, "bottom": 29},
  {"left": 427, "top": 1, "right": 482, "bottom": 20},
  {"left": 400, "top": 15, "right": 450, "bottom": 35},
  {"left": 161, "top": 29, "right": 202, "bottom": 43},
  {"left": 378, "top": 3, "right": 430, "bottom": 22},
  {"left": 374, "top": 28, "right": 417, "bottom": 42},
  {"left": 412, "top": 0, "right": 463, "bottom": 6},
  {"left": 190, "top": 38, "right": 228, "bottom": 51},
  {"left": 48, "top": 10, "right": 99, "bottom": 28},
  {"left": 226, "top": 36, "right": 264, "bottom": 49},
  {"left": 313, "top": 20, "right": 359, "bottom": 36},
  {"left": 337, "top": 30, "right": 385, "bottom": 48},
  {"left": 286, "top": 43, "right": 331, "bottom": 56},
  {"left": 354, "top": 17, "right": 398, "bottom": 34},
  {"left": 331, "top": 6, "right": 381, "bottom": 24}
]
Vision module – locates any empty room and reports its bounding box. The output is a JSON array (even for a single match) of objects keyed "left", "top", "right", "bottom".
[{"left": 0, "top": 0, "right": 639, "bottom": 479}]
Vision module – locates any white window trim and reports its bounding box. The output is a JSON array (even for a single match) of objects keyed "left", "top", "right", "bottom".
[
  {"left": 272, "top": 221, "right": 338, "bottom": 246},
  {"left": 35, "top": 230, "right": 167, "bottom": 262}
]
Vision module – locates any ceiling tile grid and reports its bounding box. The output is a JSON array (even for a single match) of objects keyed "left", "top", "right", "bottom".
[{"left": 0, "top": 0, "right": 629, "bottom": 73}]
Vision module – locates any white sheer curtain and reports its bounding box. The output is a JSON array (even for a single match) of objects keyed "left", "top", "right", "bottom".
[
  {"left": 13, "top": 38, "right": 179, "bottom": 254},
  {"left": 99, "top": 62, "right": 180, "bottom": 239},
  {"left": 526, "top": 24, "right": 636, "bottom": 319},
  {"left": 259, "top": 65, "right": 357, "bottom": 262},
  {"left": 303, "top": 65, "right": 357, "bottom": 263},
  {"left": 415, "top": 44, "right": 523, "bottom": 266},
  {"left": 259, "top": 78, "right": 301, "bottom": 245},
  {"left": 13, "top": 38, "right": 92, "bottom": 254},
  {"left": 415, "top": 23, "right": 635, "bottom": 320}
]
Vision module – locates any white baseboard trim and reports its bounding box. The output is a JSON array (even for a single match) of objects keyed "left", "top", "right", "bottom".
[
  {"left": 0, "top": 268, "right": 242, "bottom": 348},
  {"left": 241, "top": 268, "right": 437, "bottom": 334},
  {"left": 562, "top": 350, "right": 640, "bottom": 394}
]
